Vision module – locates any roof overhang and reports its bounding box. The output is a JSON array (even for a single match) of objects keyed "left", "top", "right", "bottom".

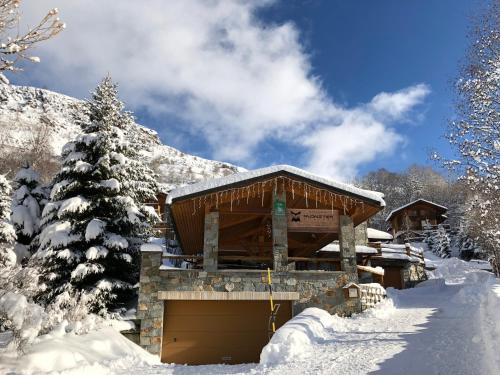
[{"left": 385, "top": 199, "right": 448, "bottom": 222}]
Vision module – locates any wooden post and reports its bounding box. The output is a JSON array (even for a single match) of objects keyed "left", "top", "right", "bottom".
[
  {"left": 203, "top": 210, "right": 219, "bottom": 272},
  {"left": 339, "top": 215, "right": 357, "bottom": 274},
  {"left": 272, "top": 191, "right": 288, "bottom": 272}
]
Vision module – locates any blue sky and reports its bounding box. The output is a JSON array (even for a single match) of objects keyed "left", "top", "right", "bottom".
[
  {"left": 14, "top": 0, "right": 481, "bottom": 181},
  {"left": 257, "top": 0, "right": 479, "bottom": 175}
]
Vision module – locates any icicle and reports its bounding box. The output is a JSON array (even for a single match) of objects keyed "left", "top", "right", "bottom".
[
  {"left": 305, "top": 187, "right": 308, "bottom": 208},
  {"left": 216, "top": 193, "right": 219, "bottom": 209},
  {"left": 315, "top": 189, "right": 318, "bottom": 208},
  {"left": 292, "top": 181, "right": 295, "bottom": 200},
  {"left": 262, "top": 184, "right": 265, "bottom": 207},
  {"left": 331, "top": 194, "right": 334, "bottom": 214},
  {"left": 247, "top": 187, "right": 250, "bottom": 204},
  {"left": 230, "top": 190, "right": 233, "bottom": 211},
  {"left": 192, "top": 199, "right": 196, "bottom": 215}
]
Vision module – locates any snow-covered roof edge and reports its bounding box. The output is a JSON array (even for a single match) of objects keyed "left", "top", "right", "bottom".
[
  {"left": 167, "top": 165, "right": 385, "bottom": 206},
  {"left": 367, "top": 227, "right": 393, "bottom": 240},
  {"left": 385, "top": 199, "right": 448, "bottom": 222}
]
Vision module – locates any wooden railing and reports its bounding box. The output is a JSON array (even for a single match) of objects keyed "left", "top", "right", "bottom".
[
  {"left": 162, "top": 254, "right": 340, "bottom": 263},
  {"left": 366, "top": 242, "right": 425, "bottom": 262}
]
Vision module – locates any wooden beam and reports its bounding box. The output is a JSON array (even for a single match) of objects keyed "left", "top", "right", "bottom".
[
  {"left": 288, "top": 257, "right": 340, "bottom": 263},
  {"left": 219, "top": 208, "right": 271, "bottom": 215},
  {"left": 219, "top": 214, "right": 262, "bottom": 230}
]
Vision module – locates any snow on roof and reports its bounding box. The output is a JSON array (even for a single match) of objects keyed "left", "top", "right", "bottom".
[
  {"left": 319, "top": 243, "right": 379, "bottom": 254},
  {"left": 167, "top": 165, "right": 385, "bottom": 206},
  {"left": 385, "top": 199, "right": 448, "bottom": 222},
  {"left": 140, "top": 243, "right": 163, "bottom": 252},
  {"left": 367, "top": 227, "right": 393, "bottom": 240},
  {"left": 357, "top": 265, "right": 385, "bottom": 276}
]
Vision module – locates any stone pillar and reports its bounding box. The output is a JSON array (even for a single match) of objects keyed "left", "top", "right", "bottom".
[
  {"left": 203, "top": 211, "right": 219, "bottom": 272},
  {"left": 355, "top": 221, "right": 368, "bottom": 245},
  {"left": 339, "top": 215, "right": 357, "bottom": 274},
  {"left": 138, "top": 247, "right": 164, "bottom": 356},
  {"left": 272, "top": 191, "right": 288, "bottom": 272}
]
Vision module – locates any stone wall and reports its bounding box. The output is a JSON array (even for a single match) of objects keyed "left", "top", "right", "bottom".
[
  {"left": 138, "top": 249, "right": 360, "bottom": 356},
  {"left": 354, "top": 221, "right": 368, "bottom": 245},
  {"left": 403, "top": 263, "right": 427, "bottom": 288}
]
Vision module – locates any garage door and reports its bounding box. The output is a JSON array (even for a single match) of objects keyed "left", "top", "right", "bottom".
[
  {"left": 161, "top": 300, "right": 292, "bottom": 365},
  {"left": 383, "top": 267, "right": 403, "bottom": 289}
]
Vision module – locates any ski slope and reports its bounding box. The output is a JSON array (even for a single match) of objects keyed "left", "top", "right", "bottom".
[{"left": 1, "top": 251, "right": 498, "bottom": 375}]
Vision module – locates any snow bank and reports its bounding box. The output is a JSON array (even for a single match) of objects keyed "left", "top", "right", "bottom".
[
  {"left": 0, "top": 327, "right": 159, "bottom": 374},
  {"left": 260, "top": 308, "right": 333, "bottom": 365},
  {"left": 0, "top": 292, "right": 44, "bottom": 348},
  {"left": 261, "top": 298, "right": 396, "bottom": 366}
]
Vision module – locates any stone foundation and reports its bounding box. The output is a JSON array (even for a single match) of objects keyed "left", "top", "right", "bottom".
[
  {"left": 403, "top": 263, "right": 427, "bottom": 288},
  {"left": 138, "top": 249, "right": 360, "bottom": 356}
]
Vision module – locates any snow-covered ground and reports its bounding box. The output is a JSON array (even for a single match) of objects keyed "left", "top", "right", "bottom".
[{"left": 1, "top": 250, "right": 498, "bottom": 375}]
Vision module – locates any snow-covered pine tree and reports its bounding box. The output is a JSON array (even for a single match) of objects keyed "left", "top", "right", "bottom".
[
  {"left": 433, "top": 225, "right": 451, "bottom": 259},
  {"left": 0, "top": 175, "right": 16, "bottom": 266},
  {"left": 34, "top": 76, "right": 158, "bottom": 314},
  {"left": 10, "top": 165, "right": 47, "bottom": 262}
]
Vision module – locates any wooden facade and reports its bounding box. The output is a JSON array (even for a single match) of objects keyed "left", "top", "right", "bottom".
[
  {"left": 169, "top": 170, "right": 382, "bottom": 269},
  {"left": 385, "top": 199, "right": 447, "bottom": 241}
]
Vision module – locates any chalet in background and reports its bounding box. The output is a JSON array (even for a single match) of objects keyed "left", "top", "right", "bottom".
[{"left": 385, "top": 199, "right": 448, "bottom": 243}]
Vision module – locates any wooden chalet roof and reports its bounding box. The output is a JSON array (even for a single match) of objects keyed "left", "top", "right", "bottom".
[
  {"left": 168, "top": 165, "right": 386, "bottom": 256},
  {"left": 385, "top": 199, "right": 448, "bottom": 222},
  {"left": 168, "top": 165, "right": 386, "bottom": 206}
]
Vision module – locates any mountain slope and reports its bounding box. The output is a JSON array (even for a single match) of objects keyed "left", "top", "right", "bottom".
[{"left": 0, "top": 84, "right": 241, "bottom": 190}]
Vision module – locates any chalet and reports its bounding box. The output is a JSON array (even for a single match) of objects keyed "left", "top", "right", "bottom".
[
  {"left": 385, "top": 199, "right": 448, "bottom": 243},
  {"left": 368, "top": 243, "right": 426, "bottom": 289},
  {"left": 137, "top": 165, "right": 386, "bottom": 365}
]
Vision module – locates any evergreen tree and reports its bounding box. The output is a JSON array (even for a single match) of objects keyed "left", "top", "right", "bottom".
[
  {"left": 34, "top": 77, "right": 158, "bottom": 313},
  {"left": 433, "top": 225, "right": 451, "bottom": 259},
  {"left": 10, "top": 165, "right": 47, "bottom": 261},
  {"left": 0, "top": 175, "right": 16, "bottom": 266}
]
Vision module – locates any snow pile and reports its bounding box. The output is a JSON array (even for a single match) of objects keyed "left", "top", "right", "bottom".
[
  {"left": 261, "top": 298, "right": 396, "bottom": 366},
  {"left": 260, "top": 308, "right": 333, "bottom": 364},
  {"left": 0, "top": 292, "right": 45, "bottom": 349},
  {"left": 426, "top": 256, "right": 492, "bottom": 284},
  {"left": 0, "top": 326, "right": 159, "bottom": 374}
]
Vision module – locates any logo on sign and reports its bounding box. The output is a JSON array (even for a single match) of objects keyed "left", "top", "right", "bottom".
[
  {"left": 290, "top": 211, "right": 301, "bottom": 222},
  {"left": 287, "top": 209, "right": 339, "bottom": 233}
]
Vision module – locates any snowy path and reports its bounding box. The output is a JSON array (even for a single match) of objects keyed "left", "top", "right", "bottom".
[{"left": 1, "top": 254, "right": 498, "bottom": 374}]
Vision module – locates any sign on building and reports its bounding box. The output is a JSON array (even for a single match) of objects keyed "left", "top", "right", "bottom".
[{"left": 287, "top": 209, "right": 339, "bottom": 232}]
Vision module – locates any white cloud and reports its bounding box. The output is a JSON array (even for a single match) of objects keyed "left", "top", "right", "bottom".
[{"left": 18, "top": 0, "right": 430, "bottom": 180}]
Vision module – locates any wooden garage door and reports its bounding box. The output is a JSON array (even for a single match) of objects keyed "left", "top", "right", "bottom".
[
  {"left": 383, "top": 267, "right": 403, "bottom": 289},
  {"left": 161, "top": 300, "right": 292, "bottom": 365}
]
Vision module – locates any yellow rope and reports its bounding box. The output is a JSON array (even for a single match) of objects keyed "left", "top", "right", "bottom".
[{"left": 267, "top": 267, "right": 276, "bottom": 333}]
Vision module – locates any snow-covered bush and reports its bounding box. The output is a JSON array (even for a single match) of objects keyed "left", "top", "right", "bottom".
[
  {"left": 0, "top": 174, "right": 16, "bottom": 267},
  {"left": 433, "top": 225, "right": 451, "bottom": 259},
  {"left": 0, "top": 291, "right": 45, "bottom": 352},
  {"left": 0, "top": 261, "right": 44, "bottom": 352},
  {"left": 34, "top": 76, "right": 158, "bottom": 314},
  {"left": 10, "top": 165, "right": 48, "bottom": 263}
]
